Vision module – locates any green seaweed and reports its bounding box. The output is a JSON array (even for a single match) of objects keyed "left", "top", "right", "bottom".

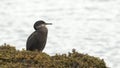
[{"left": 0, "top": 44, "right": 107, "bottom": 68}]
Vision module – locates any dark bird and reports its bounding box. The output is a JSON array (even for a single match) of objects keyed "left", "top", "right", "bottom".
[{"left": 26, "top": 20, "right": 52, "bottom": 51}]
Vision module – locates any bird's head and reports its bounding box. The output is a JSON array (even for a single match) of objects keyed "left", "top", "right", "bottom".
[{"left": 34, "top": 20, "right": 52, "bottom": 30}]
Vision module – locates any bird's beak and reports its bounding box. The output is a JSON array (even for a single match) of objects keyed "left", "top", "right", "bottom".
[{"left": 45, "top": 23, "right": 52, "bottom": 25}]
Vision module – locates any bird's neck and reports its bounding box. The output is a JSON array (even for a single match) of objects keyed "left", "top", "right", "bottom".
[{"left": 36, "top": 27, "right": 48, "bottom": 32}]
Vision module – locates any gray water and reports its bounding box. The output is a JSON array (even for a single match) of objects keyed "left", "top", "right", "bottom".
[{"left": 0, "top": 0, "right": 120, "bottom": 68}]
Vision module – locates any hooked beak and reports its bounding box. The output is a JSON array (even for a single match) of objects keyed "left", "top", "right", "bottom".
[{"left": 45, "top": 23, "right": 52, "bottom": 25}]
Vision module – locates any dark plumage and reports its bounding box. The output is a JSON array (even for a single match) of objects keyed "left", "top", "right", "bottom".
[{"left": 26, "top": 20, "right": 52, "bottom": 51}]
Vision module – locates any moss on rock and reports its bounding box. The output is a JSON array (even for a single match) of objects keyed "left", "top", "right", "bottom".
[{"left": 0, "top": 44, "right": 107, "bottom": 68}]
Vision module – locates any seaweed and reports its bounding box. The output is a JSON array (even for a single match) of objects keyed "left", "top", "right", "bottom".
[{"left": 0, "top": 44, "right": 107, "bottom": 68}]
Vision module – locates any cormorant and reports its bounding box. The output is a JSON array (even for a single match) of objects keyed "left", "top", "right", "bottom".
[{"left": 26, "top": 20, "right": 52, "bottom": 51}]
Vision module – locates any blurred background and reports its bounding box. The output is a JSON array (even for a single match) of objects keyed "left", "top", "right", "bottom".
[{"left": 0, "top": 0, "right": 120, "bottom": 68}]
